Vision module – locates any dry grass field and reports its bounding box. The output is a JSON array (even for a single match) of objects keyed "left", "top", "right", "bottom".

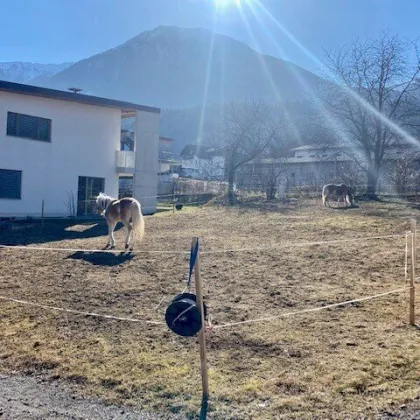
[{"left": 0, "top": 198, "right": 419, "bottom": 419}]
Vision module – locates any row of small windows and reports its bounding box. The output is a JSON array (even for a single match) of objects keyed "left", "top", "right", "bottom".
[{"left": 7, "top": 112, "right": 51, "bottom": 142}]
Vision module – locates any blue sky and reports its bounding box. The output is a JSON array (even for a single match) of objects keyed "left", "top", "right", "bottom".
[{"left": 1, "top": 0, "right": 419, "bottom": 74}]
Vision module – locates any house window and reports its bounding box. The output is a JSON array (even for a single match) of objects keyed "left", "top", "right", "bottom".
[
  {"left": 7, "top": 112, "right": 51, "bottom": 142},
  {"left": 77, "top": 176, "right": 105, "bottom": 216},
  {"left": 0, "top": 169, "right": 22, "bottom": 199}
]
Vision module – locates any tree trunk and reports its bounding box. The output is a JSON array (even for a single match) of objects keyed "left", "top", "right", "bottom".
[
  {"left": 366, "top": 163, "right": 379, "bottom": 199},
  {"left": 266, "top": 186, "right": 277, "bottom": 200},
  {"left": 227, "top": 169, "right": 236, "bottom": 205}
]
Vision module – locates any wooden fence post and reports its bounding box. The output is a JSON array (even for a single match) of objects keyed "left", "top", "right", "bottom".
[
  {"left": 410, "top": 219, "right": 416, "bottom": 325},
  {"left": 192, "top": 237, "right": 209, "bottom": 399},
  {"left": 172, "top": 183, "right": 176, "bottom": 214},
  {"left": 41, "top": 199, "right": 45, "bottom": 231}
]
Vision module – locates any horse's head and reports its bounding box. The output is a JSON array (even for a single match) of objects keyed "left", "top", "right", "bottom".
[{"left": 95, "top": 192, "right": 109, "bottom": 215}]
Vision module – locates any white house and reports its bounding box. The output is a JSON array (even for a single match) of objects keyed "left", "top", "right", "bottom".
[
  {"left": 284, "top": 143, "right": 416, "bottom": 188},
  {"left": 158, "top": 136, "right": 178, "bottom": 173},
  {"left": 237, "top": 142, "right": 419, "bottom": 193},
  {"left": 178, "top": 144, "right": 225, "bottom": 180},
  {"left": 0, "top": 80, "right": 160, "bottom": 217}
]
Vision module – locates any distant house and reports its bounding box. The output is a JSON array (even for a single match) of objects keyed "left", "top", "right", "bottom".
[
  {"left": 178, "top": 144, "right": 225, "bottom": 180},
  {"left": 0, "top": 80, "right": 160, "bottom": 217},
  {"left": 284, "top": 144, "right": 354, "bottom": 187},
  {"left": 284, "top": 143, "right": 417, "bottom": 189},
  {"left": 158, "top": 136, "right": 178, "bottom": 173},
  {"left": 238, "top": 143, "right": 419, "bottom": 193}
]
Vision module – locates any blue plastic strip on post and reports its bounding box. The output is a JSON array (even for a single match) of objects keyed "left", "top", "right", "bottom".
[{"left": 188, "top": 240, "right": 199, "bottom": 286}]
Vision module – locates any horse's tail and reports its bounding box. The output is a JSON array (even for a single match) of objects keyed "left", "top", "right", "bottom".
[{"left": 131, "top": 199, "right": 145, "bottom": 242}]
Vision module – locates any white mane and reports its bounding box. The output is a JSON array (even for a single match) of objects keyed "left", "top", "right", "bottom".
[{"left": 96, "top": 192, "right": 114, "bottom": 213}]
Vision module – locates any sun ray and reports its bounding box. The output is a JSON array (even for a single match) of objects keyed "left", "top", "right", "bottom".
[
  {"left": 237, "top": 5, "right": 303, "bottom": 145},
  {"left": 252, "top": 0, "right": 420, "bottom": 150},
  {"left": 197, "top": 9, "right": 217, "bottom": 146}
]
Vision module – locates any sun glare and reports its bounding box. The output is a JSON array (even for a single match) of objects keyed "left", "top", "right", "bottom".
[{"left": 214, "top": 0, "right": 242, "bottom": 9}]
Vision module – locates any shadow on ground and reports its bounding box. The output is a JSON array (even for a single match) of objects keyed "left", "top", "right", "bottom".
[
  {"left": 66, "top": 251, "right": 134, "bottom": 266},
  {"left": 330, "top": 204, "right": 360, "bottom": 211},
  {"left": 0, "top": 219, "right": 123, "bottom": 246}
]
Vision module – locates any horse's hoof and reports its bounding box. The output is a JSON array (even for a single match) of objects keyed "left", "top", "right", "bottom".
[
  {"left": 110, "top": 245, "right": 115, "bottom": 250},
  {"left": 125, "top": 244, "right": 129, "bottom": 250}
]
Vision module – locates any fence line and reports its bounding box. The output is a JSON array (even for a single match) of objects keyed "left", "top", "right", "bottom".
[
  {"left": 0, "top": 232, "right": 407, "bottom": 256},
  {"left": 0, "top": 244, "right": 189, "bottom": 255},
  {"left": 212, "top": 287, "right": 410, "bottom": 330},
  {"left": 201, "top": 233, "right": 407, "bottom": 255},
  {"left": 79, "top": 192, "right": 220, "bottom": 203},
  {"left": 405, "top": 232, "right": 409, "bottom": 283},
  {"left": 0, "top": 193, "right": 218, "bottom": 218},
  {"left": 1, "top": 287, "right": 408, "bottom": 331},
  {"left": 0, "top": 295, "right": 164, "bottom": 325}
]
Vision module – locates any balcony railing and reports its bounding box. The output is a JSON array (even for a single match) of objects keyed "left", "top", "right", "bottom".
[{"left": 116, "top": 150, "right": 135, "bottom": 174}]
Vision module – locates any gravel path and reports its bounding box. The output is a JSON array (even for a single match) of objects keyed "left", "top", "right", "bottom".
[
  {"left": 377, "top": 399, "right": 420, "bottom": 420},
  {"left": 1, "top": 373, "right": 418, "bottom": 419},
  {"left": 0, "top": 374, "right": 182, "bottom": 420}
]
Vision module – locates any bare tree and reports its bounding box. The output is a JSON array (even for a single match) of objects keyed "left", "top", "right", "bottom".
[
  {"left": 335, "top": 161, "right": 366, "bottom": 194},
  {"left": 65, "top": 190, "right": 77, "bottom": 218},
  {"left": 206, "top": 101, "right": 283, "bottom": 204},
  {"left": 316, "top": 31, "right": 420, "bottom": 197},
  {"left": 257, "top": 141, "right": 288, "bottom": 200},
  {"left": 388, "top": 151, "right": 420, "bottom": 194}
]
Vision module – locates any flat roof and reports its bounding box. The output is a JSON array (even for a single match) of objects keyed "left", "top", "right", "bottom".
[
  {"left": 159, "top": 136, "right": 175, "bottom": 142},
  {"left": 290, "top": 144, "right": 344, "bottom": 151},
  {"left": 0, "top": 80, "right": 160, "bottom": 115}
]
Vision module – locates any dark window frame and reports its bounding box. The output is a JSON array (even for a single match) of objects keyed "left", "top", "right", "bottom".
[
  {"left": 77, "top": 176, "right": 106, "bottom": 216},
  {"left": 6, "top": 111, "right": 52, "bottom": 142},
  {"left": 0, "top": 169, "right": 22, "bottom": 200}
]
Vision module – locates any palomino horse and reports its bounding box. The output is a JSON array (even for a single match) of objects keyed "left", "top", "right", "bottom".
[
  {"left": 322, "top": 184, "right": 354, "bottom": 208},
  {"left": 95, "top": 193, "right": 145, "bottom": 249}
]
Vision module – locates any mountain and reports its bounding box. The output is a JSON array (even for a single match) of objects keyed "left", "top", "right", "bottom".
[
  {"left": 31, "top": 26, "right": 323, "bottom": 109},
  {"left": 0, "top": 62, "right": 73, "bottom": 84}
]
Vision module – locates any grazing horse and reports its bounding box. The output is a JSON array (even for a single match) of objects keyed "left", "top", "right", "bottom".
[
  {"left": 95, "top": 193, "right": 145, "bottom": 249},
  {"left": 322, "top": 184, "right": 354, "bottom": 208}
]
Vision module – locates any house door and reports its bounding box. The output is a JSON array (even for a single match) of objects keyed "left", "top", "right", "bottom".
[{"left": 77, "top": 176, "right": 105, "bottom": 216}]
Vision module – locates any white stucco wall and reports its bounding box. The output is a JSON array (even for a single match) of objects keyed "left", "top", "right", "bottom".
[
  {"left": 0, "top": 91, "right": 121, "bottom": 217},
  {"left": 133, "top": 110, "right": 160, "bottom": 215},
  {"left": 180, "top": 155, "right": 225, "bottom": 179}
]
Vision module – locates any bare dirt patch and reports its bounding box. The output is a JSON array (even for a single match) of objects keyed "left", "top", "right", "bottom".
[
  {"left": 0, "top": 199, "right": 419, "bottom": 419},
  {"left": 0, "top": 373, "right": 181, "bottom": 419}
]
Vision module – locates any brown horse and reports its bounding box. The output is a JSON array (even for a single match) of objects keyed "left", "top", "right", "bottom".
[
  {"left": 95, "top": 193, "right": 145, "bottom": 249},
  {"left": 322, "top": 184, "right": 354, "bottom": 208}
]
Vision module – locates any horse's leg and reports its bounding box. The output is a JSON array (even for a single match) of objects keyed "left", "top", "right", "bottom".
[
  {"left": 122, "top": 219, "right": 132, "bottom": 250},
  {"left": 108, "top": 220, "right": 117, "bottom": 249},
  {"left": 103, "top": 219, "right": 111, "bottom": 249}
]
